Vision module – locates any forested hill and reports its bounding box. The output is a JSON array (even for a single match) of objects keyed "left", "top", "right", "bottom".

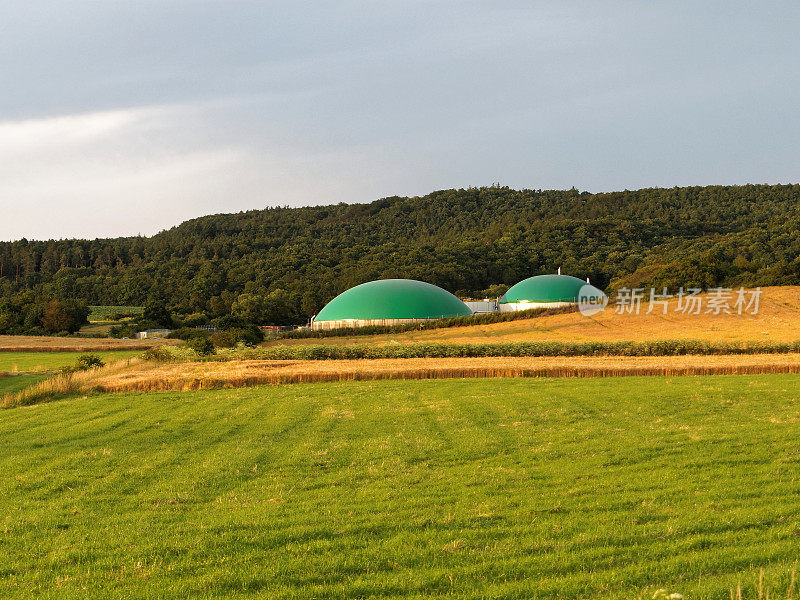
[{"left": 1, "top": 184, "right": 799, "bottom": 324}]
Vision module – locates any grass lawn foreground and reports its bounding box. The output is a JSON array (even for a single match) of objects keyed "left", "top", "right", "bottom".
[{"left": 0, "top": 375, "right": 799, "bottom": 598}]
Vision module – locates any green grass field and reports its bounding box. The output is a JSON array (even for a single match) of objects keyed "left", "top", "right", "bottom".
[
  {"left": 0, "top": 374, "right": 45, "bottom": 395},
  {"left": 0, "top": 350, "right": 141, "bottom": 373},
  {"left": 1, "top": 376, "right": 799, "bottom": 599}
]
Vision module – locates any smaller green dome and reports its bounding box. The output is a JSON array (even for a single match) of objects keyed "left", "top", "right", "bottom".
[
  {"left": 500, "top": 274, "right": 603, "bottom": 304},
  {"left": 315, "top": 279, "right": 472, "bottom": 322}
]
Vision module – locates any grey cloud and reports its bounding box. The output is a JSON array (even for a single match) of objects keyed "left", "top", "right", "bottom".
[{"left": 1, "top": 1, "right": 799, "bottom": 239}]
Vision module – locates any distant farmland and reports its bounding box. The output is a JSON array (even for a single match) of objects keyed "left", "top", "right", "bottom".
[
  {"left": 0, "top": 350, "right": 141, "bottom": 373},
  {"left": 268, "top": 286, "right": 800, "bottom": 347},
  {"left": 0, "top": 335, "right": 177, "bottom": 353},
  {"left": 87, "top": 305, "right": 143, "bottom": 322},
  {"left": 0, "top": 376, "right": 798, "bottom": 599}
]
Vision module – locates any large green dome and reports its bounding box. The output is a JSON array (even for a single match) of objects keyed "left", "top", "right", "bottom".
[
  {"left": 500, "top": 274, "right": 602, "bottom": 304},
  {"left": 315, "top": 279, "right": 472, "bottom": 322}
]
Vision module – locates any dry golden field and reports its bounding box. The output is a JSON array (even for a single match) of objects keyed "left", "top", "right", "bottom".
[
  {"left": 270, "top": 286, "right": 800, "bottom": 347},
  {"left": 8, "top": 348, "right": 800, "bottom": 407},
  {"left": 79, "top": 353, "right": 800, "bottom": 392},
  {"left": 2, "top": 287, "right": 799, "bottom": 406},
  {"left": 0, "top": 335, "right": 178, "bottom": 352}
]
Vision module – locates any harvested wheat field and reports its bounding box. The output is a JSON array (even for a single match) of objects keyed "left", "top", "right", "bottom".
[
  {"left": 90, "top": 354, "right": 800, "bottom": 391},
  {"left": 0, "top": 335, "right": 178, "bottom": 352},
  {"left": 272, "top": 286, "right": 800, "bottom": 347}
]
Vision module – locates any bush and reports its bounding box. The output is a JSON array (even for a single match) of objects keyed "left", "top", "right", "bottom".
[
  {"left": 236, "top": 325, "right": 264, "bottom": 345},
  {"left": 209, "top": 330, "right": 236, "bottom": 348},
  {"left": 210, "top": 326, "right": 263, "bottom": 348},
  {"left": 141, "top": 347, "right": 176, "bottom": 362},
  {"left": 181, "top": 313, "right": 210, "bottom": 328},
  {"left": 167, "top": 327, "right": 211, "bottom": 340},
  {"left": 187, "top": 337, "right": 216, "bottom": 356},
  {"left": 142, "top": 300, "right": 173, "bottom": 328},
  {"left": 61, "top": 354, "right": 105, "bottom": 374},
  {"left": 133, "top": 319, "right": 164, "bottom": 332},
  {"left": 211, "top": 314, "right": 250, "bottom": 331},
  {"left": 77, "top": 354, "right": 105, "bottom": 370},
  {"left": 109, "top": 324, "right": 138, "bottom": 339}
]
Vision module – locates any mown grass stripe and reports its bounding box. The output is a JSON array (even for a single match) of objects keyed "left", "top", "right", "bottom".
[{"left": 0, "top": 376, "right": 798, "bottom": 598}]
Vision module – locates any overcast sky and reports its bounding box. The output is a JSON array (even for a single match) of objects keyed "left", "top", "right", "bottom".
[{"left": 1, "top": 1, "right": 799, "bottom": 241}]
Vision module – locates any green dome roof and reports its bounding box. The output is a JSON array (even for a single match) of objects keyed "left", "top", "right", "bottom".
[
  {"left": 500, "top": 274, "right": 603, "bottom": 304},
  {"left": 315, "top": 279, "right": 472, "bottom": 322}
]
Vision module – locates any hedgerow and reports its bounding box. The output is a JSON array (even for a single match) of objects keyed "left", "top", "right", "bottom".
[{"left": 149, "top": 339, "right": 800, "bottom": 362}]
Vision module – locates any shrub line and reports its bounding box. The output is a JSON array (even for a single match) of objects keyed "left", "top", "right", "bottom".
[{"left": 200, "top": 340, "right": 800, "bottom": 361}]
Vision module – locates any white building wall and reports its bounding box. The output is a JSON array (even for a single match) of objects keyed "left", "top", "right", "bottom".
[
  {"left": 464, "top": 300, "right": 498, "bottom": 313},
  {"left": 311, "top": 318, "right": 432, "bottom": 331}
]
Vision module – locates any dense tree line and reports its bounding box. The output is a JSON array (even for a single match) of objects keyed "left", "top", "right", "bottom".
[
  {"left": 0, "top": 184, "right": 798, "bottom": 325},
  {"left": 0, "top": 292, "right": 89, "bottom": 335}
]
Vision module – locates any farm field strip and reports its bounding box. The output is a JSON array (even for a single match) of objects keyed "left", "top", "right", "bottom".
[
  {"left": 0, "top": 335, "right": 177, "bottom": 352},
  {"left": 0, "top": 350, "right": 142, "bottom": 373},
  {"left": 1, "top": 376, "right": 799, "bottom": 599},
  {"left": 90, "top": 353, "right": 800, "bottom": 392}
]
